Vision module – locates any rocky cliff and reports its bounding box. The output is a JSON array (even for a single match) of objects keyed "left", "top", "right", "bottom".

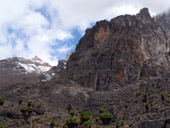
[{"left": 66, "top": 8, "right": 170, "bottom": 90}]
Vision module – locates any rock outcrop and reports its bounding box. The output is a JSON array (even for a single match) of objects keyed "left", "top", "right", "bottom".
[{"left": 66, "top": 8, "right": 170, "bottom": 90}]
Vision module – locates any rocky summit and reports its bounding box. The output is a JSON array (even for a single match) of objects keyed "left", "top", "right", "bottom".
[{"left": 1, "top": 8, "right": 170, "bottom": 128}]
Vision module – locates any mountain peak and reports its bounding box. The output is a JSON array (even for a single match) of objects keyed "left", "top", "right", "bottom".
[
  {"left": 32, "top": 56, "right": 42, "bottom": 62},
  {"left": 136, "top": 7, "right": 152, "bottom": 23}
]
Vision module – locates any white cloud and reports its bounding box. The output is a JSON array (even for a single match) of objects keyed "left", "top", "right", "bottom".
[
  {"left": 0, "top": 0, "right": 170, "bottom": 65},
  {"left": 56, "top": 45, "right": 73, "bottom": 53},
  {"left": 17, "top": 11, "right": 49, "bottom": 36},
  {"left": 0, "top": 44, "right": 13, "bottom": 59}
]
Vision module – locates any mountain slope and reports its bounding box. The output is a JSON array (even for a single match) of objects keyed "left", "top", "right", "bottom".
[{"left": 0, "top": 56, "right": 67, "bottom": 85}]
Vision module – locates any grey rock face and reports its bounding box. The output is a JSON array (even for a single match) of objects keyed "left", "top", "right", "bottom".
[
  {"left": 66, "top": 8, "right": 170, "bottom": 90},
  {"left": 47, "top": 60, "right": 67, "bottom": 77}
]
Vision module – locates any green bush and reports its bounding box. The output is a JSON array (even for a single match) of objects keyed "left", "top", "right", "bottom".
[
  {"left": 120, "top": 120, "right": 126, "bottom": 126},
  {"left": 114, "top": 120, "right": 126, "bottom": 127},
  {"left": 149, "top": 95, "right": 154, "bottom": 100},
  {"left": 82, "top": 121, "right": 92, "bottom": 128},
  {"left": 137, "top": 116, "right": 141, "bottom": 120},
  {"left": 124, "top": 104, "right": 128, "bottom": 108},
  {"left": 50, "top": 119, "right": 56, "bottom": 125},
  {"left": 135, "top": 90, "right": 141, "bottom": 96},
  {"left": 58, "top": 114, "right": 62, "bottom": 119},
  {"left": 69, "top": 109, "right": 75, "bottom": 117},
  {"left": 100, "top": 112, "right": 113, "bottom": 119},
  {"left": 160, "top": 92, "right": 164, "bottom": 96},
  {"left": 27, "top": 100, "right": 34, "bottom": 107},
  {"left": 115, "top": 121, "right": 121, "bottom": 127},
  {"left": 135, "top": 99, "right": 138, "bottom": 103},
  {"left": 56, "top": 122, "right": 61, "bottom": 127},
  {"left": 100, "top": 112, "right": 113, "bottom": 125},
  {"left": 66, "top": 117, "right": 79, "bottom": 124},
  {"left": 99, "top": 108, "right": 105, "bottom": 113},
  {"left": 0, "top": 122, "right": 3, "bottom": 128},
  {"left": 154, "top": 106, "right": 160, "bottom": 111},
  {"left": 166, "top": 98, "right": 170, "bottom": 103},
  {"left": 65, "top": 117, "right": 79, "bottom": 128},
  {"left": 20, "top": 106, "right": 34, "bottom": 113},
  {"left": 50, "top": 119, "right": 56, "bottom": 128},
  {"left": 20, "top": 106, "right": 34, "bottom": 122},
  {"left": 144, "top": 103, "right": 150, "bottom": 112},
  {"left": 151, "top": 89, "right": 155, "bottom": 93},
  {"left": 167, "top": 94, "right": 170, "bottom": 97},
  {"left": 62, "top": 122, "right": 67, "bottom": 128},
  {"left": 78, "top": 109, "right": 83, "bottom": 113},
  {"left": 6, "top": 117, "right": 11, "bottom": 121},
  {"left": 160, "top": 92, "right": 165, "bottom": 101},
  {"left": 95, "top": 116, "right": 100, "bottom": 122},
  {"left": 0, "top": 97, "right": 4, "bottom": 106},
  {"left": 80, "top": 111, "right": 92, "bottom": 123}
]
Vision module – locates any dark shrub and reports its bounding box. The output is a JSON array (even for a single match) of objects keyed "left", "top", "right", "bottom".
[
  {"left": 20, "top": 106, "right": 34, "bottom": 122},
  {"left": 50, "top": 119, "right": 56, "bottom": 128},
  {"left": 99, "top": 108, "right": 105, "bottom": 113},
  {"left": 0, "top": 97, "right": 4, "bottom": 106},
  {"left": 120, "top": 120, "right": 126, "bottom": 126},
  {"left": 80, "top": 111, "right": 92, "bottom": 123},
  {"left": 65, "top": 117, "right": 79, "bottom": 128},
  {"left": 160, "top": 92, "right": 165, "bottom": 101},
  {"left": 136, "top": 90, "right": 141, "bottom": 96},
  {"left": 124, "top": 104, "right": 128, "bottom": 108},
  {"left": 144, "top": 103, "right": 150, "bottom": 112},
  {"left": 142, "top": 95, "right": 147, "bottom": 103},
  {"left": 0, "top": 122, "right": 3, "bottom": 128},
  {"left": 27, "top": 100, "right": 34, "bottom": 107},
  {"left": 166, "top": 98, "right": 170, "bottom": 103},
  {"left": 100, "top": 112, "right": 113, "bottom": 125},
  {"left": 115, "top": 121, "right": 121, "bottom": 128},
  {"left": 82, "top": 121, "right": 92, "bottom": 128},
  {"left": 69, "top": 109, "right": 75, "bottom": 117}
]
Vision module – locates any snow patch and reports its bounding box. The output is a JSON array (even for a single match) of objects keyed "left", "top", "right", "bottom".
[
  {"left": 51, "top": 73, "right": 55, "bottom": 76},
  {"left": 38, "top": 66, "right": 51, "bottom": 72},
  {"left": 17, "top": 62, "right": 51, "bottom": 73},
  {"left": 17, "top": 62, "right": 35, "bottom": 73}
]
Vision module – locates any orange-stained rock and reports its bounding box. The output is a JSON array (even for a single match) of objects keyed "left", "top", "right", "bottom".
[
  {"left": 94, "top": 26, "right": 110, "bottom": 41},
  {"left": 113, "top": 57, "right": 117, "bottom": 64},
  {"left": 115, "top": 70, "right": 126, "bottom": 83},
  {"left": 93, "top": 26, "right": 110, "bottom": 48},
  {"left": 117, "top": 111, "right": 124, "bottom": 119}
]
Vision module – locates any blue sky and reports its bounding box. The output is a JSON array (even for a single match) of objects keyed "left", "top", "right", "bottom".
[{"left": 0, "top": 0, "right": 169, "bottom": 65}]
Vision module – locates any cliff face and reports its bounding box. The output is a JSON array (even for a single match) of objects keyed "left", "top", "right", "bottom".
[{"left": 66, "top": 8, "right": 170, "bottom": 90}]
